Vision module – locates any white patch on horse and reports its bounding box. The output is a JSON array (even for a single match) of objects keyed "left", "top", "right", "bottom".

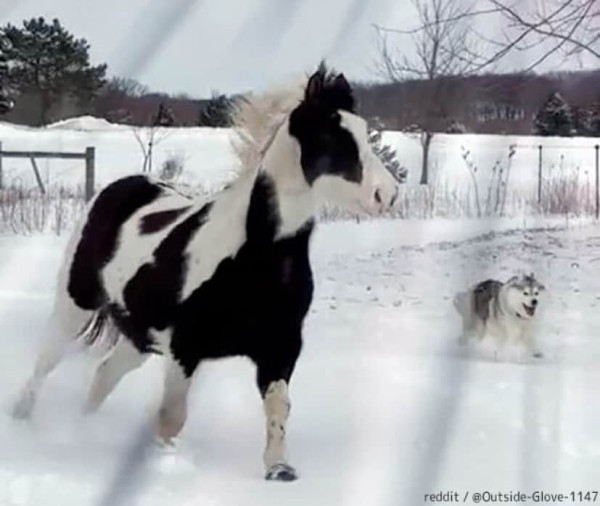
[
  {"left": 102, "top": 191, "right": 194, "bottom": 306},
  {"left": 157, "top": 357, "right": 191, "bottom": 444},
  {"left": 83, "top": 337, "right": 147, "bottom": 413},
  {"left": 263, "top": 380, "right": 291, "bottom": 470},
  {"left": 180, "top": 168, "right": 257, "bottom": 300}
]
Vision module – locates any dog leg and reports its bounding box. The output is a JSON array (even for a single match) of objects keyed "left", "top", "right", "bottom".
[{"left": 523, "top": 329, "right": 543, "bottom": 359}]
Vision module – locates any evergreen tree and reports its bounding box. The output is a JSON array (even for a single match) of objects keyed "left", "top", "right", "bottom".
[
  {"left": 573, "top": 106, "right": 594, "bottom": 136},
  {"left": 533, "top": 92, "right": 575, "bottom": 137},
  {"left": 0, "top": 17, "right": 106, "bottom": 125},
  {"left": 153, "top": 102, "right": 176, "bottom": 127},
  {"left": 0, "top": 34, "right": 13, "bottom": 114},
  {"left": 198, "top": 92, "right": 233, "bottom": 127}
]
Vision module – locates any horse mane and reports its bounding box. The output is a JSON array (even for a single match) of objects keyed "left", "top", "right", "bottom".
[
  {"left": 230, "top": 62, "right": 355, "bottom": 174},
  {"left": 230, "top": 77, "right": 305, "bottom": 174}
]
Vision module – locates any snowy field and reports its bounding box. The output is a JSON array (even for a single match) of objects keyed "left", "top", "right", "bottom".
[
  {"left": 0, "top": 118, "right": 599, "bottom": 505},
  {"left": 0, "top": 219, "right": 599, "bottom": 505},
  {"left": 0, "top": 116, "right": 598, "bottom": 197}
]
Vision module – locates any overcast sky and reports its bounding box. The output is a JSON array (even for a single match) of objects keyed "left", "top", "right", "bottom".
[{"left": 1, "top": 0, "right": 597, "bottom": 98}]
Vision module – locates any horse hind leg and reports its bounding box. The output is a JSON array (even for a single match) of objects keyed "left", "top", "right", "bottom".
[
  {"left": 83, "top": 335, "right": 148, "bottom": 414},
  {"left": 12, "top": 297, "right": 93, "bottom": 420}
]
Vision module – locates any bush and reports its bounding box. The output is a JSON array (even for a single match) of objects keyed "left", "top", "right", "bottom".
[{"left": 159, "top": 153, "right": 184, "bottom": 182}]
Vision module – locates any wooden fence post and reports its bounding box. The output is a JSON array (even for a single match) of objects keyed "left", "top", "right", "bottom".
[
  {"left": 0, "top": 141, "right": 3, "bottom": 190},
  {"left": 85, "top": 146, "right": 95, "bottom": 202},
  {"left": 537, "top": 145, "right": 542, "bottom": 205},
  {"left": 596, "top": 144, "right": 599, "bottom": 220}
]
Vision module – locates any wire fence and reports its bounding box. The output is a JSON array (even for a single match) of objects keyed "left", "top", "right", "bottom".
[{"left": 2, "top": 0, "right": 599, "bottom": 503}]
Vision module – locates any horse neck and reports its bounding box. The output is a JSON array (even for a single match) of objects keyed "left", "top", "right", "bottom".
[{"left": 259, "top": 123, "right": 316, "bottom": 238}]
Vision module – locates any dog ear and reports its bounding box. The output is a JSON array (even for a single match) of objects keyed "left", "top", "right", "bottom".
[
  {"left": 506, "top": 275, "right": 519, "bottom": 284},
  {"left": 537, "top": 283, "right": 546, "bottom": 292}
]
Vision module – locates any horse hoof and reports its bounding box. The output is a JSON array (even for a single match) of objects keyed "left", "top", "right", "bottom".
[{"left": 265, "top": 462, "right": 298, "bottom": 482}]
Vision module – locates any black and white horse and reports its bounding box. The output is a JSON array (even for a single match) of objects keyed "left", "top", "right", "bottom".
[{"left": 12, "top": 64, "right": 398, "bottom": 481}]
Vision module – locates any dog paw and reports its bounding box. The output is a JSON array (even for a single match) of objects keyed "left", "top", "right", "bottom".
[{"left": 265, "top": 462, "right": 298, "bottom": 482}]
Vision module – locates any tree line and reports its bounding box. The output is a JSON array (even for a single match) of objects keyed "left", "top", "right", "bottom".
[
  {"left": 0, "top": 15, "right": 598, "bottom": 138},
  {"left": 0, "top": 17, "right": 234, "bottom": 127}
]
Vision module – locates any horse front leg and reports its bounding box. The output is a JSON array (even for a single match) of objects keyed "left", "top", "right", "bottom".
[
  {"left": 156, "top": 358, "right": 191, "bottom": 445},
  {"left": 256, "top": 338, "right": 301, "bottom": 482}
]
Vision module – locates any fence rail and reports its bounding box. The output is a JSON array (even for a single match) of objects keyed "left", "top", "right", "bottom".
[{"left": 0, "top": 143, "right": 95, "bottom": 201}]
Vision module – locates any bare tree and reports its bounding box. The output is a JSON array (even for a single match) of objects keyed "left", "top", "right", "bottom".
[
  {"left": 478, "top": 0, "right": 599, "bottom": 71},
  {"left": 104, "top": 76, "right": 149, "bottom": 98},
  {"left": 375, "top": 0, "right": 486, "bottom": 184}
]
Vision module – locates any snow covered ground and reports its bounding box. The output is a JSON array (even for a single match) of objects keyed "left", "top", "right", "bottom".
[
  {"left": 0, "top": 219, "right": 599, "bottom": 506},
  {"left": 1, "top": 117, "right": 598, "bottom": 196}
]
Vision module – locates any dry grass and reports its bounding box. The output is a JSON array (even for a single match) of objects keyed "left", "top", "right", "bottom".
[
  {"left": 0, "top": 167, "right": 597, "bottom": 235},
  {"left": 0, "top": 185, "right": 87, "bottom": 235}
]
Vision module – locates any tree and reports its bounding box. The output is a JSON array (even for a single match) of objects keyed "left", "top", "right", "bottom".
[
  {"left": 375, "top": 0, "right": 484, "bottom": 184},
  {"left": 0, "top": 35, "right": 13, "bottom": 114},
  {"left": 198, "top": 92, "right": 233, "bottom": 127},
  {"left": 103, "top": 76, "right": 149, "bottom": 98},
  {"left": 1, "top": 17, "right": 107, "bottom": 125},
  {"left": 481, "top": 0, "right": 599, "bottom": 71},
  {"left": 533, "top": 92, "right": 575, "bottom": 136},
  {"left": 153, "top": 102, "right": 176, "bottom": 127},
  {"left": 573, "top": 101, "right": 600, "bottom": 136}
]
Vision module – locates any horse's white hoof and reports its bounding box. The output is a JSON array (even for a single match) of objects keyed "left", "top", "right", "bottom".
[
  {"left": 153, "top": 435, "right": 178, "bottom": 452},
  {"left": 265, "top": 462, "right": 298, "bottom": 482}
]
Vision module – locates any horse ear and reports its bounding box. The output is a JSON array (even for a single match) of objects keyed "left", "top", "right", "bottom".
[
  {"left": 334, "top": 73, "right": 351, "bottom": 94},
  {"left": 305, "top": 65, "right": 325, "bottom": 104}
]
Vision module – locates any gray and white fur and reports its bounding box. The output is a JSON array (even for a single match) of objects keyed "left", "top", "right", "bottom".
[{"left": 453, "top": 273, "right": 546, "bottom": 357}]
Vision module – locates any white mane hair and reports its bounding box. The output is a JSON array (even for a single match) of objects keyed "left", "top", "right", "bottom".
[{"left": 230, "top": 77, "right": 306, "bottom": 173}]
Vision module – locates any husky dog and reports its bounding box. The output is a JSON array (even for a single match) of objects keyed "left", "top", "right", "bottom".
[{"left": 453, "top": 273, "right": 545, "bottom": 358}]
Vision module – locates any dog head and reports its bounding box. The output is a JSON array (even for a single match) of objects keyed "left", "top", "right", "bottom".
[{"left": 504, "top": 273, "right": 545, "bottom": 320}]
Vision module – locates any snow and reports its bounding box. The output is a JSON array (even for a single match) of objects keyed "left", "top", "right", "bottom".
[
  {"left": 0, "top": 117, "right": 598, "bottom": 503},
  {"left": 0, "top": 219, "right": 599, "bottom": 505},
  {"left": 0, "top": 116, "right": 598, "bottom": 198},
  {"left": 45, "top": 116, "right": 125, "bottom": 132}
]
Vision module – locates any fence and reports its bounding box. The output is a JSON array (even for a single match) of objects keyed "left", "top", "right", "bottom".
[
  {"left": 0, "top": 142, "right": 96, "bottom": 201},
  {"left": 534, "top": 143, "right": 600, "bottom": 218}
]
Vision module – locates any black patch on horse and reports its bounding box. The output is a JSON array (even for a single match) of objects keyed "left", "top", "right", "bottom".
[
  {"left": 246, "top": 173, "right": 280, "bottom": 244},
  {"left": 68, "top": 175, "right": 164, "bottom": 310},
  {"left": 119, "top": 202, "right": 213, "bottom": 352},
  {"left": 139, "top": 207, "right": 191, "bottom": 235},
  {"left": 288, "top": 64, "right": 362, "bottom": 186},
  {"left": 473, "top": 279, "right": 502, "bottom": 322},
  {"left": 168, "top": 174, "right": 313, "bottom": 381}
]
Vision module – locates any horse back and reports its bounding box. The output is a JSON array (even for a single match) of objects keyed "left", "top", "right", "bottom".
[{"left": 67, "top": 175, "right": 168, "bottom": 310}]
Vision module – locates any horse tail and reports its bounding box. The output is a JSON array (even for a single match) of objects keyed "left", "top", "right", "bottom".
[{"left": 77, "top": 306, "right": 120, "bottom": 350}]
